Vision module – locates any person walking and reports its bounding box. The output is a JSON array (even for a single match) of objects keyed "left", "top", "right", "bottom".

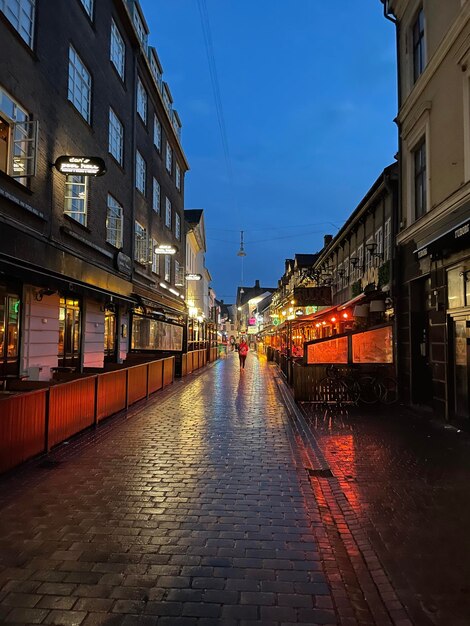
[{"left": 238, "top": 338, "right": 249, "bottom": 370}]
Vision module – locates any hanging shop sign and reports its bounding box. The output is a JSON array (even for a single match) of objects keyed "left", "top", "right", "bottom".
[
  {"left": 54, "top": 156, "right": 106, "bottom": 176},
  {"left": 185, "top": 273, "right": 202, "bottom": 281},
  {"left": 293, "top": 286, "right": 332, "bottom": 307},
  {"left": 272, "top": 318, "right": 280, "bottom": 326},
  {"left": 248, "top": 317, "right": 256, "bottom": 326}
]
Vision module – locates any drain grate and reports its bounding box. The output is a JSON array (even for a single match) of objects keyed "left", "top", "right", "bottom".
[{"left": 306, "top": 467, "right": 333, "bottom": 478}]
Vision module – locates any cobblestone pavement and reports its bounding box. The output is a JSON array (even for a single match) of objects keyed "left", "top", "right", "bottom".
[
  {"left": 0, "top": 354, "right": 347, "bottom": 626},
  {"left": 297, "top": 393, "right": 470, "bottom": 626}
]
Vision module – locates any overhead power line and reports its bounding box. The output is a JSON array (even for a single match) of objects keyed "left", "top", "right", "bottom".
[{"left": 197, "top": 0, "right": 239, "bottom": 223}]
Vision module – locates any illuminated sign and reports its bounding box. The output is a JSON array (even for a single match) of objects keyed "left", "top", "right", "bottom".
[
  {"left": 54, "top": 156, "right": 106, "bottom": 176},
  {"left": 154, "top": 244, "right": 177, "bottom": 255},
  {"left": 185, "top": 273, "right": 202, "bottom": 281},
  {"left": 248, "top": 317, "right": 256, "bottom": 326},
  {"left": 272, "top": 318, "right": 280, "bottom": 326}
]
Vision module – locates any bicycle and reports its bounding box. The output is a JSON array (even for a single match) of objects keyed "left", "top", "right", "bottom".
[
  {"left": 322, "top": 365, "right": 385, "bottom": 405},
  {"left": 315, "top": 365, "right": 360, "bottom": 406}
]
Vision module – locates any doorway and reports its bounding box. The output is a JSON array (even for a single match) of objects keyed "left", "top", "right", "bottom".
[
  {"left": 452, "top": 316, "right": 470, "bottom": 419},
  {"left": 410, "top": 277, "right": 433, "bottom": 407},
  {"left": 0, "top": 287, "right": 20, "bottom": 376},
  {"left": 58, "top": 297, "right": 81, "bottom": 369}
]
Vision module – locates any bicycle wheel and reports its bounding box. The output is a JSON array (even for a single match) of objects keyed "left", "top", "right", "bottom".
[
  {"left": 316, "top": 377, "right": 344, "bottom": 405},
  {"left": 341, "top": 376, "right": 360, "bottom": 404},
  {"left": 380, "top": 376, "right": 399, "bottom": 404},
  {"left": 358, "top": 375, "right": 381, "bottom": 404}
]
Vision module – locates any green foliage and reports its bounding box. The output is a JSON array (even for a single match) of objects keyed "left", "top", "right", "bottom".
[
  {"left": 378, "top": 260, "right": 391, "bottom": 287},
  {"left": 351, "top": 280, "right": 362, "bottom": 297}
]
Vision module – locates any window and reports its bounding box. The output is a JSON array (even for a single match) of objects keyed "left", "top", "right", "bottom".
[
  {"left": 375, "top": 227, "right": 383, "bottom": 267},
  {"left": 68, "top": 45, "right": 91, "bottom": 122},
  {"left": 132, "top": 5, "right": 147, "bottom": 48},
  {"left": 110, "top": 19, "right": 125, "bottom": 79},
  {"left": 414, "top": 138, "right": 427, "bottom": 219},
  {"left": 175, "top": 212, "right": 181, "bottom": 240},
  {"left": 134, "top": 221, "right": 147, "bottom": 264},
  {"left": 166, "top": 142, "right": 172, "bottom": 173},
  {"left": 152, "top": 178, "right": 161, "bottom": 213},
  {"left": 153, "top": 115, "right": 161, "bottom": 150},
  {"left": 365, "top": 237, "right": 374, "bottom": 271},
  {"left": 151, "top": 238, "right": 159, "bottom": 274},
  {"left": 165, "top": 197, "right": 172, "bottom": 228},
  {"left": 384, "top": 219, "right": 391, "bottom": 261},
  {"left": 64, "top": 175, "right": 88, "bottom": 225},
  {"left": 343, "top": 257, "right": 349, "bottom": 288},
  {"left": 164, "top": 255, "right": 171, "bottom": 282},
  {"left": 412, "top": 8, "right": 425, "bottom": 83},
  {"left": 136, "top": 77, "right": 147, "bottom": 124},
  {"left": 1, "top": 0, "right": 35, "bottom": 47},
  {"left": 175, "top": 162, "right": 181, "bottom": 190},
  {"left": 108, "top": 108, "right": 123, "bottom": 165},
  {"left": 79, "top": 0, "right": 93, "bottom": 18},
  {"left": 357, "top": 245, "right": 364, "bottom": 278},
  {"left": 0, "top": 86, "right": 38, "bottom": 180},
  {"left": 149, "top": 49, "right": 162, "bottom": 90},
  {"left": 106, "top": 194, "right": 123, "bottom": 248},
  {"left": 175, "top": 260, "right": 184, "bottom": 286},
  {"left": 349, "top": 251, "right": 356, "bottom": 283},
  {"left": 135, "top": 150, "right": 146, "bottom": 194}
]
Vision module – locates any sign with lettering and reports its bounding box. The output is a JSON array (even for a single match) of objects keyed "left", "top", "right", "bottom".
[
  {"left": 54, "top": 156, "right": 106, "bottom": 176},
  {"left": 116, "top": 251, "right": 132, "bottom": 276},
  {"left": 293, "top": 286, "right": 332, "bottom": 307}
]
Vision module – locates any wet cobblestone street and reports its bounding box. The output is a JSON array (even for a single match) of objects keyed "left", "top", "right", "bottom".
[{"left": 0, "top": 353, "right": 469, "bottom": 625}]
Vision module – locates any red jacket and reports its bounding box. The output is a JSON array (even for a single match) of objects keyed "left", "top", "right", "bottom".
[{"left": 238, "top": 342, "right": 248, "bottom": 356}]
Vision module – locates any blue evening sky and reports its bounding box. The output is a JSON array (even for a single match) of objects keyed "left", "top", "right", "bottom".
[{"left": 140, "top": 1, "right": 397, "bottom": 303}]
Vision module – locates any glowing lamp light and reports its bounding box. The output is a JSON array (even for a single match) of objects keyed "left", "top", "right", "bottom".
[
  {"left": 154, "top": 244, "right": 177, "bottom": 255},
  {"left": 342, "top": 312, "right": 349, "bottom": 319},
  {"left": 322, "top": 321, "right": 326, "bottom": 325},
  {"left": 331, "top": 316, "right": 337, "bottom": 323},
  {"left": 282, "top": 310, "right": 287, "bottom": 316}
]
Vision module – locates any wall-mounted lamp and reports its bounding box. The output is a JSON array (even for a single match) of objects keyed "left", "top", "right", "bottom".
[
  {"left": 350, "top": 257, "right": 360, "bottom": 267},
  {"left": 365, "top": 242, "right": 383, "bottom": 259},
  {"left": 35, "top": 288, "right": 56, "bottom": 301}
]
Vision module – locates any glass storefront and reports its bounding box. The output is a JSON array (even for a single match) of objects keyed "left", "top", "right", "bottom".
[
  {"left": 58, "top": 297, "right": 81, "bottom": 368},
  {"left": 104, "top": 310, "right": 117, "bottom": 361},
  {"left": 0, "top": 286, "right": 20, "bottom": 375}
]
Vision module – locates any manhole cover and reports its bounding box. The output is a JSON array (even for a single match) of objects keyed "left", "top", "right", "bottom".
[{"left": 306, "top": 467, "right": 333, "bottom": 478}]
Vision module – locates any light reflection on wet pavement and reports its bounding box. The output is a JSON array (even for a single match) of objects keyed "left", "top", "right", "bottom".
[{"left": 299, "top": 401, "right": 470, "bottom": 626}]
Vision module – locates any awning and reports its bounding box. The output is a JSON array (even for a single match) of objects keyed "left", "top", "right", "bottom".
[
  {"left": 337, "top": 292, "right": 367, "bottom": 311},
  {"left": 0, "top": 254, "right": 137, "bottom": 305},
  {"left": 414, "top": 214, "right": 470, "bottom": 259}
]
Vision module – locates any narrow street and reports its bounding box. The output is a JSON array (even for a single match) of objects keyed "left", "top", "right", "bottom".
[{"left": 0, "top": 353, "right": 469, "bottom": 625}]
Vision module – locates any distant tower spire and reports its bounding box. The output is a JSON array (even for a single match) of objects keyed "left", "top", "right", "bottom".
[{"left": 237, "top": 230, "right": 246, "bottom": 292}]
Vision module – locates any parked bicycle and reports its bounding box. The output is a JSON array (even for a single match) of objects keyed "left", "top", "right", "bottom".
[{"left": 315, "top": 365, "right": 398, "bottom": 406}]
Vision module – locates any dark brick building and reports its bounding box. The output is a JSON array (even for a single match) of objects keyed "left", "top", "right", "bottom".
[{"left": 0, "top": 0, "right": 189, "bottom": 379}]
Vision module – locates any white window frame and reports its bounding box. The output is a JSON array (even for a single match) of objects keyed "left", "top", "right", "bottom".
[
  {"left": 68, "top": 45, "right": 92, "bottom": 122},
  {"left": 165, "top": 197, "right": 172, "bottom": 229},
  {"left": 384, "top": 219, "right": 391, "bottom": 261},
  {"left": 108, "top": 107, "right": 123, "bottom": 165},
  {"left": 403, "top": 108, "right": 430, "bottom": 227},
  {"left": 375, "top": 227, "right": 383, "bottom": 267},
  {"left": 357, "top": 244, "right": 364, "bottom": 280},
  {"left": 151, "top": 238, "right": 159, "bottom": 274},
  {"left": 132, "top": 6, "right": 147, "bottom": 48},
  {"left": 166, "top": 142, "right": 172, "bottom": 173},
  {"left": 153, "top": 114, "right": 161, "bottom": 150},
  {"left": 349, "top": 250, "right": 356, "bottom": 284},
  {"left": 152, "top": 177, "right": 160, "bottom": 213},
  {"left": 365, "top": 237, "right": 374, "bottom": 271},
  {"left": 1, "top": 0, "right": 36, "bottom": 47},
  {"left": 106, "top": 194, "right": 123, "bottom": 249},
  {"left": 134, "top": 221, "right": 148, "bottom": 264},
  {"left": 175, "top": 162, "right": 181, "bottom": 190},
  {"left": 110, "top": 18, "right": 125, "bottom": 80},
  {"left": 135, "top": 150, "right": 146, "bottom": 195},
  {"left": 0, "top": 87, "right": 38, "bottom": 181},
  {"left": 175, "top": 259, "right": 184, "bottom": 286},
  {"left": 136, "top": 77, "right": 147, "bottom": 124},
  {"left": 175, "top": 212, "right": 181, "bottom": 240},
  {"left": 64, "top": 175, "right": 88, "bottom": 226},
  {"left": 164, "top": 254, "right": 171, "bottom": 282}
]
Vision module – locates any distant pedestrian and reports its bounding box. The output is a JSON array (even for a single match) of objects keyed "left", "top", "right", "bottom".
[{"left": 238, "top": 338, "right": 249, "bottom": 370}]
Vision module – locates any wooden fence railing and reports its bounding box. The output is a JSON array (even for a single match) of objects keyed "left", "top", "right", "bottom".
[{"left": 0, "top": 356, "right": 175, "bottom": 475}]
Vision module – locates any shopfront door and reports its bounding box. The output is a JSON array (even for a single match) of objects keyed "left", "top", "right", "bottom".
[
  {"left": 104, "top": 310, "right": 117, "bottom": 362},
  {"left": 58, "top": 297, "right": 81, "bottom": 369},
  {"left": 410, "top": 277, "right": 433, "bottom": 407},
  {"left": 453, "top": 317, "right": 470, "bottom": 419},
  {"left": 0, "top": 287, "right": 20, "bottom": 376}
]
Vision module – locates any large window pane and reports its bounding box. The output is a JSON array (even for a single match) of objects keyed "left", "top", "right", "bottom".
[{"left": 1, "top": 0, "right": 35, "bottom": 47}]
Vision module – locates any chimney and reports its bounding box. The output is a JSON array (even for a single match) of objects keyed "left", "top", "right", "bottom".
[
  {"left": 324, "top": 234, "right": 333, "bottom": 247},
  {"left": 254, "top": 279, "right": 260, "bottom": 288}
]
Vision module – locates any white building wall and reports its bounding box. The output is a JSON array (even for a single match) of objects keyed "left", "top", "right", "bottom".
[
  {"left": 83, "top": 300, "right": 105, "bottom": 369},
  {"left": 21, "top": 287, "right": 59, "bottom": 380}
]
